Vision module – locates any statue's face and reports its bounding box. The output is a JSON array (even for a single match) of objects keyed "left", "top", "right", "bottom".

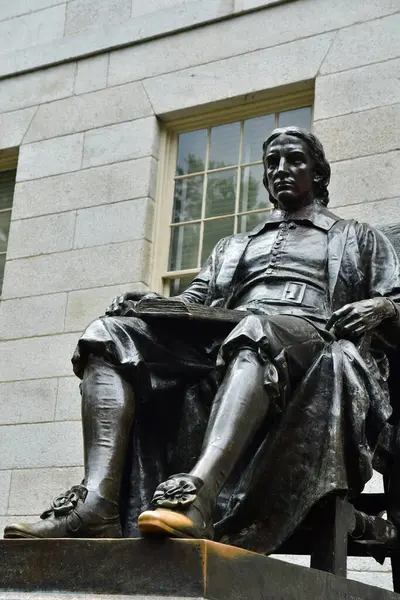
[{"left": 265, "top": 134, "right": 315, "bottom": 209}]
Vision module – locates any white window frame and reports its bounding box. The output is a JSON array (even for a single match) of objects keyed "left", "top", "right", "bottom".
[{"left": 150, "top": 87, "right": 314, "bottom": 296}]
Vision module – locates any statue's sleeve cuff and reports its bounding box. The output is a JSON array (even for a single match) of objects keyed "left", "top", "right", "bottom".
[{"left": 386, "top": 299, "right": 400, "bottom": 324}]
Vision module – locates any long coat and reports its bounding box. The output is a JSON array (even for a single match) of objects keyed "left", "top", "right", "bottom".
[{"left": 121, "top": 204, "right": 400, "bottom": 553}]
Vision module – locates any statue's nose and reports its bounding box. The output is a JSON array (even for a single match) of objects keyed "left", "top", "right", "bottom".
[{"left": 277, "top": 157, "right": 289, "bottom": 175}]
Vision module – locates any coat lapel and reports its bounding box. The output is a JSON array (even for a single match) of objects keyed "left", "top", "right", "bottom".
[
  {"left": 218, "top": 235, "right": 252, "bottom": 305},
  {"left": 327, "top": 220, "right": 353, "bottom": 310}
]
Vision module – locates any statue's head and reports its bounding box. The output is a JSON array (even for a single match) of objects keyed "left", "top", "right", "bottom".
[{"left": 262, "top": 127, "right": 331, "bottom": 210}]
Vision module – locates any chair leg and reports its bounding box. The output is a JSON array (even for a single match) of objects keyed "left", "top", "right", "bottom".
[
  {"left": 390, "top": 551, "right": 400, "bottom": 593},
  {"left": 310, "top": 495, "right": 353, "bottom": 577}
]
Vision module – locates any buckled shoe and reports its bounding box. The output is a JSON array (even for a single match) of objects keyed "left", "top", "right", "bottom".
[
  {"left": 138, "top": 473, "right": 214, "bottom": 539},
  {"left": 4, "top": 485, "right": 122, "bottom": 539}
]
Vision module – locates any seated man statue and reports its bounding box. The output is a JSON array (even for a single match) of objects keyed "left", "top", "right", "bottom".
[{"left": 5, "top": 127, "right": 400, "bottom": 555}]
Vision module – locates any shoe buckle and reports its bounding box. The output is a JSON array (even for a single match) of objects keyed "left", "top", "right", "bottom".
[{"left": 41, "top": 487, "right": 85, "bottom": 520}]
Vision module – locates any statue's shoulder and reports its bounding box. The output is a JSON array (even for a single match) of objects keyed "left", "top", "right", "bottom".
[
  {"left": 321, "top": 206, "right": 369, "bottom": 235},
  {"left": 314, "top": 205, "right": 353, "bottom": 232},
  {"left": 331, "top": 211, "right": 400, "bottom": 257},
  {"left": 213, "top": 231, "right": 250, "bottom": 253}
]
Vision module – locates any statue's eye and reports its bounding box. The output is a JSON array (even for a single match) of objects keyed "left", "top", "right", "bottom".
[
  {"left": 267, "top": 157, "right": 278, "bottom": 169},
  {"left": 290, "top": 153, "right": 306, "bottom": 164}
]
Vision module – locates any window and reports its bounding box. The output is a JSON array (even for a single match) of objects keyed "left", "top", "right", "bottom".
[
  {"left": 0, "top": 149, "right": 18, "bottom": 295},
  {"left": 152, "top": 94, "right": 313, "bottom": 296}
]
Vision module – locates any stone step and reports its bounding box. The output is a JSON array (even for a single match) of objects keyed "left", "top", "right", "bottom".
[
  {"left": 0, "top": 595, "right": 195, "bottom": 600},
  {"left": 0, "top": 538, "right": 399, "bottom": 599}
]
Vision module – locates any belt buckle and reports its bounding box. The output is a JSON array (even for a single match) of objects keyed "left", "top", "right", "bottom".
[{"left": 282, "top": 282, "right": 306, "bottom": 304}]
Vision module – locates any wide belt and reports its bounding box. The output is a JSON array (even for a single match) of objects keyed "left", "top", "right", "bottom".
[{"left": 238, "top": 281, "right": 326, "bottom": 307}]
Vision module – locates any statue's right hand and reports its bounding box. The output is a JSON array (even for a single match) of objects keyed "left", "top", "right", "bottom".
[{"left": 105, "top": 291, "right": 162, "bottom": 316}]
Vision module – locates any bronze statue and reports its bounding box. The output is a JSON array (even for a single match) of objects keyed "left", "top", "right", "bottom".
[{"left": 5, "top": 128, "right": 400, "bottom": 556}]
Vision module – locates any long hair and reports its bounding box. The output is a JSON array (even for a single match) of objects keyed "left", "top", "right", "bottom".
[{"left": 262, "top": 127, "right": 331, "bottom": 206}]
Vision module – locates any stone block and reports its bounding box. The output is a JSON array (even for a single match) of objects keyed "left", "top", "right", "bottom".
[
  {"left": 0, "top": 107, "right": 36, "bottom": 150},
  {"left": 12, "top": 157, "right": 158, "bottom": 219},
  {"left": 6, "top": 212, "right": 76, "bottom": 259},
  {"left": 65, "top": 0, "right": 131, "bottom": 36},
  {"left": 82, "top": 117, "right": 160, "bottom": 168},
  {"left": 0, "top": 334, "right": 78, "bottom": 381},
  {"left": 321, "top": 13, "right": 400, "bottom": 75},
  {"left": 0, "top": 379, "right": 57, "bottom": 425},
  {"left": 2, "top": 240, "right": 151, "bottom": 299},
  {"left": 8, "top": 467, "right": 84, "bottom": 515},
  {"left": 0, "top": 5, "right": 65, "bottom": 56},
  {"left": 0, "top": 63, "right": 75, "bottom": 114},
  {"left": 64, "top": 282, "right": 148, "bottom": 333},
  {"left": 329, "top": 151, "right": 400, "bottom": 208},
  {"left": 315, "top": 59, "right": 400, "bottom": 120},
  {"left": 364, "top": 470, "right": 384, "bottom": 494},
  {"left": 0, "top": 538, "right": 398, "bottom": 599},
  {"left": 314, "top": 104, "right": 400, "bottom": 163},
  {"left": 25, "top": 82, "right": 153, "bottom": 143},
  {"left": 348, "top": 571, "right": 393, "bottom": 592},
  {"left": 348, "top": 556, "right": 391, "bottom": 573},
  {"left": 55, "top": 376, "right": 81, "bottom": 421},
  {"left": 0, "top": 294, "right": 67, "bottom": 340},
  {"left": 129, "top": 0, "right": 233, "bottom": 40},
  {"left": 74, "top": 54, "right": 109, "bottom": 95},
  {"left": 131, "top": 0, "right": 184, "bottom": 17},
  {"left": 17, "top": 134, "right": 84, "bottom": 182},
  {"left": 0, "top": 421, "right": 83, "bottom": 469},
  {"left": 143, "top": 33, "right": 334, "bottom": 115},
  {"left": 74, "top": 198, "right": 154, "bottom": 249},
  {"left": 0, "top": 0, "right": 61, "bottom": 22},
  {"left": 337, "top": 198, "right": 400, "bottom": 228},
  {"left": 234, "top": 0, "right": 289, "bottom": 11},
  {"left": 0, "top": 471, "right": 11, "bottom": 514}
]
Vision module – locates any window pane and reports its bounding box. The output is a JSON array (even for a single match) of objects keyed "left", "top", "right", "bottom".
[
  {"left": 0, "top": 211, "right": 11, "bottom": 253},
  {"left": 202, "top": 217, "right": 234, "bottom": 263},
  {"left": 176, "top": 129, "right": 207, "bottom": 175},
  {"left": 172, "top": 175, "right": 203, "bottom": 223},
  {"left": 169, "top": 223, "right": 200, "bottom": 271},
  {"left": 238, "top": 211, "right": 269, "bottom": 233},
  {"left": 205, "top": 169, "right": 237, "bottom": 218},
  {"left": 239, "top": 164, "right": 270, "bottom": 213},
  {"left": 209, "top": 123, "right": 240, "bottom": 170},
  {"left": 242, "top": 114, "right": 275, "bottom": 164},
  {"left": 168, "top": 275, "right": 194, "bottom": 296},
  {"left": 0, "top": 253, "right": 5, "bottom": 294},
  {"left": 0, "top": 170, "right": 16, "bottom": 211},
  {"left": 278, "top": 107, "right": 312, "bottom": 130}
]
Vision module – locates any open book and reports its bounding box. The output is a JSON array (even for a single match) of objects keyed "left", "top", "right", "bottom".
[{"left": 121, "top": 298, "right": 248, "bottom": 324}]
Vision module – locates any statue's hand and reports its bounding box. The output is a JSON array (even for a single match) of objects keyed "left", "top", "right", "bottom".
[
  {"left": 105, "top": 291, "right": 162, "bottom": 316},
  {"left": 326, "top": 298, "right": 397, "bottom": 338}
]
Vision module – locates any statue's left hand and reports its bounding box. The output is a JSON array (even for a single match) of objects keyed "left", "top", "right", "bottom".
[
  {"left": 326, "top": 298, "right": 398, "bottom": 338},
  {"left": 105, "top": 291, "right": 162, "bottom": 316}
]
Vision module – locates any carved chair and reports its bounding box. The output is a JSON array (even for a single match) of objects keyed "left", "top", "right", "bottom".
[{"left": 273, "top": 224, "right": 400, "bottom": 593}]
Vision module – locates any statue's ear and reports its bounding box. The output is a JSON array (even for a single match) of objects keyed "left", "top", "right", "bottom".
[{"left": 313, "top": 171, "right": 323, "bottom": 187}]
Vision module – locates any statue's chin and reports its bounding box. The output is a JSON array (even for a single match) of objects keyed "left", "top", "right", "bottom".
[{"left": 276, "top": 192, "right": 314, "bottom": 212}]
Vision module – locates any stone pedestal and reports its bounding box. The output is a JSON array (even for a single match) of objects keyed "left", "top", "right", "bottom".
[{"left": 0, "top": 538, "right": 398, "bottom": 599}]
